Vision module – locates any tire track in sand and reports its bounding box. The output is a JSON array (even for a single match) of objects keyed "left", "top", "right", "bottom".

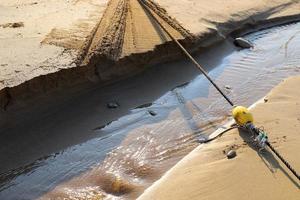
[{"left": 81, "top": 0, "right": 192, "bottom": 64}]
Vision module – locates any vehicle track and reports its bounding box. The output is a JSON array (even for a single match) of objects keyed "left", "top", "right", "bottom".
[{"left": 80, "top": 0, "right": 192, "bottom": 65}]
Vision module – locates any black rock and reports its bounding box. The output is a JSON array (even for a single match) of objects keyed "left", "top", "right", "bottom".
[
  {"left": 148, "top": 110, "right": 157, "bottom": 116},
  {"left": 234, "top": 37, "right": 253, "bottom": 49},
  {"left": 225, "top": 85, "right": 232, "bottom": 90},
  {"left": 226, "top": 150, "right": 237, "bottom": 159}
]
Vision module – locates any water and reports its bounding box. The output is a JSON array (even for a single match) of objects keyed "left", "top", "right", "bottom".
[{"left": 1, "top": 22, "right": 300, "bottom": 200}]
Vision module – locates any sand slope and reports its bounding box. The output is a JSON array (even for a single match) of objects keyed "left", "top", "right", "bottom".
[
  {"left": 80, "top": 0, "right": 187, "bottom": 65},
  {"left": 138, "top": 76, "right": 300, "bottom": 200}
]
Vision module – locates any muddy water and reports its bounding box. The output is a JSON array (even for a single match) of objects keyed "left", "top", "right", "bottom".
[{"left": 1, "top": 22, "right": 300, "bottom": 199}]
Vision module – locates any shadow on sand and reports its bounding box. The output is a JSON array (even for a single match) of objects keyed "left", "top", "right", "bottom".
[{"left": 238, "top": 128, "right": 300, "bottom": 189}]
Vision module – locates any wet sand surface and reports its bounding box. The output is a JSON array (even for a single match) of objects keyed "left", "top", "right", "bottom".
[{"left": 1, "top": 22, "right": 300, "bottom": 199}]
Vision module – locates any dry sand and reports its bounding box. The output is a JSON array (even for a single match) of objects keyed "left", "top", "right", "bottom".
[
  {"left": 0, "top": 0, "right": 108, "bottom": 89},
  {"left": 157, "top": 0, "right": 300, "bottom": 36},
  {"left": 80, "top": 0, "right": 187, "bottom": 63},
  {"left": 138, "top": 76, "right": 300, "bottom": 200}
]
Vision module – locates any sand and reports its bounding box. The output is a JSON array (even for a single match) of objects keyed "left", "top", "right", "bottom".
[
  {"left": 0, "top": 0, "right": 108, "bottom": 89},
  {"left": 1, "top": 1, "right": 300, "bottom": 198},
  {"left": 0, "top": 0, "right": 109, "bottom": 109},
  {"left": 2, "top": 0, "right": 300, "bottom": 110},
  {"left": 157, "top": 0, "right": 300, "bottom": 35},
  {"left": 80, "top": 0, "right": 187, "bottom": 63},
  {"left": 138, "top": 76, "right": 300, "bottom": 200}
]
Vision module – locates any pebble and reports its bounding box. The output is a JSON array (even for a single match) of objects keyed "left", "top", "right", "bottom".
[
  {"left": 107, "top": 102, "right": 119, "bottom": 109},
  {"left": 226, "top": 150, "right": 237, "bottom": 159},
  {"left": 148, "top": 110, "right": 157, "bottom": 116},
  {"left": 234, "top": 37, "right": 253, "bottom": 49},
  {"left": 11, "top": 22, "right": 24, "bottom": 28},
  {"left": 225, "top": 85, "right": 232, "bottom": 90}
]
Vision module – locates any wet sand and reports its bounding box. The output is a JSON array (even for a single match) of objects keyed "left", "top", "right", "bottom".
[{"left": 138, "top": 76, "right": 300, "bottom": 200}]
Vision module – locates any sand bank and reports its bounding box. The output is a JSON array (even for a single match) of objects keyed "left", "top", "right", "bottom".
[
  {"left": 138, "top": 75, "right": 300, "bottom": 200},
  {"left": 1, "top": 0, "right": 300, "bottom": 110}
]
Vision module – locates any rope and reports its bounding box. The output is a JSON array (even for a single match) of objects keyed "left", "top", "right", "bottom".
[
  {"left": 138, "top": 0, "right": 300, "bottom": 182},
  {"left": 140, "top": 0, "right": 194, "bottom": 39},
  {"left": 247, "top": 125, "right": 300, "bottom": 181},
  {"left": 138, "top": 0, "right": 234, "bottom": 106},
  {"left": 200, "top": 125, "right": 300, "bottom": 181},
  {"left": 266, "top": 142, "right": 300, "bottom": 181}
]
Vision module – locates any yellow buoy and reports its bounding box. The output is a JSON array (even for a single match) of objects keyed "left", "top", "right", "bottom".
[{"left": 232, "top": 106, "right": 253, "bottom": 126}]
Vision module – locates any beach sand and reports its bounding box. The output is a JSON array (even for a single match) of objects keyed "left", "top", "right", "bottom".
[
  {"left": 1, "top": 1, "right": 300, "bottom": 199},
  {"left": 138, "top": 75, "right": 300, "bottom": 200},
  {"left": 2, "top": 0, "right": 300, "bottom": 108}
]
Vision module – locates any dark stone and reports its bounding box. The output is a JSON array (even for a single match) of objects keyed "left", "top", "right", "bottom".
[
  {"left": 107, "top": 102, "right": 119, "bottom": 109},
  {"left": 226, "top": 150, "right": 237, "bottom": 159},
  {"left": 148, "top": 110, "right": 157, "bottom": 116},
  {"left": 11, "top": 22, "right": 24, "bottom": 28},
  {"left": 234, "top": 37, "right": 253, "bottom": 49},
  {"left": 225, "top": 85, "right": 232, "bottom": 90}
]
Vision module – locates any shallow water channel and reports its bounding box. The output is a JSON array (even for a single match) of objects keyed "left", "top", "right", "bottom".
[{"left": 1, "top": 22, "right": 300, "bottom": 199}]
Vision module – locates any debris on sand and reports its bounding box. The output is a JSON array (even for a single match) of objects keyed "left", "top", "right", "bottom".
[{"left": 0, "top": 22, "right": 24, "bottom": 28}]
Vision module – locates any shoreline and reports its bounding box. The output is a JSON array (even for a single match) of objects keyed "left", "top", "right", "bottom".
[{"left": 138, "top": 76, "right": 300, "bottom": 200}]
